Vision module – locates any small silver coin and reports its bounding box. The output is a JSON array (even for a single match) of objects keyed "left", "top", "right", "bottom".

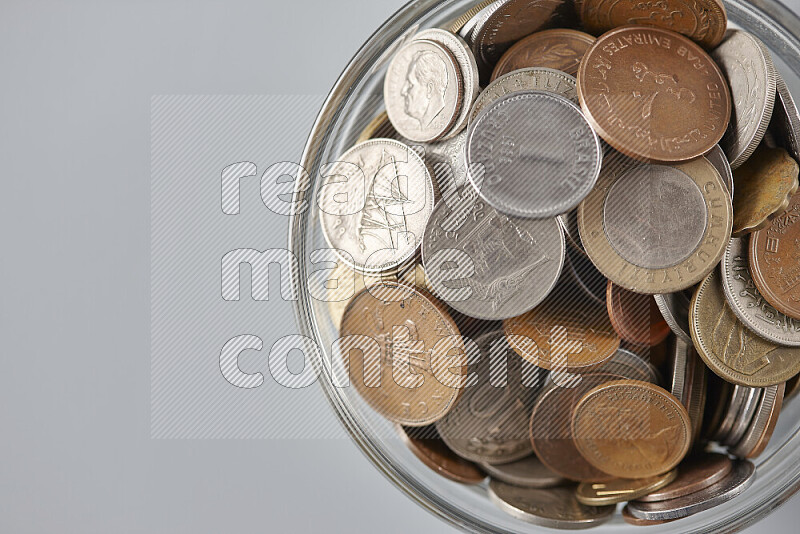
[
  {"left": 731, "top": 383, "right": 785, "bottom": 458},
  {"left": 721, "top": 237, "right": 800, "bottom": 347},
  {"left": 479, "top": 455, "right": 567, "bottom": 488},
  {"left": 724, "top": 387, "right": 762, "bottom": 447},
  {"left": 669, "top": 338, "right": 706, "bottom": 442},
  {"left": 714, "top": 385, "right": 753, "bottom": 444},
  {"left": 470, "top": 67, "right": 578, "bottom": 121},
  {"left": 627, "top": 461, "right": 756, "bottom": 521},
  {"left": 466, "top": 91, "right": 601, "bottom": 219},
  {"left": 705, "top": 145, "right": 734, "bottom": 198},
  {"left": 423, "top": 129, "right": 469, "bottom": 193},
  {"left": 654, "top": 290, "right": 693, "bottom": 344},
  {"left": 767, "top": 72, "right": 800, "bottom": 162},
  {"left": 457, "top": 0, "right": 499, "bottom": 44},
  {"left": 711, "top": 30, "right": 777, "bottom": 169}
]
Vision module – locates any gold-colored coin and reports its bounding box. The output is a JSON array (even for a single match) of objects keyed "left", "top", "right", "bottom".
[
  {"left": 576, "top": 470, "right": 678, "bottom": 506},
  {"left": 443, "top": 0, "right": 497, "bottom": 33},
  {"left": 572, "top": 380, "right": 692, "bottom": 479},
  {"left": 690, "top": 270, "right": 800, "bottom": 387},
  {"left": 732, "top": 145, "right": 799, "bottom": 236}
]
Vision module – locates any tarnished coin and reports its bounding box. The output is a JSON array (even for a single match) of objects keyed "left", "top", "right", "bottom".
[
  {"left": 706, "top": 144, "right": 734, "bottom": 197},
  {"left": 654, "top": 290, "right": 694, "bottom": 344},
  {"left": 436, "top": 330, "right": 545, "bottom": 464},
  {"left": 320, "top": 139, "right": 435, "bottom": 273},
  {"left": 731, "top": 382, "right": 785, "bottom": 458},
  {"left": 622, "top": 505, "right": 676, "bottom": 526},
  {"left": 339, "top": 283, "right": 467, "bottom": 426},
  {"left": 767, "top": 72, "right": 800, "bottom": 163},
  {"left": 578, "top": 154, "right": 732, "bottom": 293},
  {"left": 576, "top": 470, "right": 677, "bottom": 506},
  {"left": 721, "top": 237, "right": 800, "bottom": 347},
  {"left": 422, "top": 196, "right": 565, "bottom": 320},
  {"left": 488, "top": 480, "right": 615, "bottom": 529},
  {"left": 577, "top": 26, "right": 730, "bottom": 163},
  {"left": 491, "top": 28, "right": 595, "bottom": 80},
  {"left": 626, "top": 460, "right": 756, "bottom": 521},
  {"left": 749, "top": 189, "right": 800, "bottom": 320},
  {"left": 384, "top": 39, "right": 463, "bottom": 142},
  {"left": 732, "top": 145, "right": 799, "bottom": 236},
  {"left": 356, "top": 111, "right": 403, "bottom": 143},
  {"left": 423, "top": 130, "right": 469, "bottom": 192},
  {"left": 479, "top": 455, "right": 567, "bottom": 488},
  {"left": 670, "top": 338, "right": 707, "bottom": 443},
  {"left": 470, "top": 67, "right": 578, "bottom": 121},
  {"left": 396, "top": 425, "right": 486, "bottom": 484},
  {"left": 572, "top": 380, "right": 692, "bottom": 479},
  {"left": 467, "top": 91, "right": 602, "bottom": 219},
  {"left": 581, "top": 0, "right": 727, "bottom": 48},
  {"left": 637, "top": 452, "right": 733, "bottom": 502},
  {"left": 606, "top": 281, "right": 671, "bottom": 347},
  {"left": 690, "top": 270, "right": 800, "bottom": 386}
]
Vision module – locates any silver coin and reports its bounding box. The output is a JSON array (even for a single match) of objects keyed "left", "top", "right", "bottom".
[
  {"left": 384, "top": 39, "right": 464, "bottom": 142},
  {"left": 479, "top": 455, "right": 567, "bottom": 488},
  {"left": 558, "top": 209, "right": 583, "bottom": 253},
  {"left": 414, "top": 29, "right": 480, "bottom": 140},
  {"left": 767, "top": 72, "right": 800, "bottom": 162},
  {"left": 724, "top": 387, "right": 762, "bottom": 447},
  {"left": 670, "top": 337, "right": 690, "bottom": 403},
  {"left": 422, "top": 198, "right": 565, "bottom": 320},
  {"left": 731, "top": 383, "right": 785, "bottom": 458},
  {"left": 470, "top": 67, "right": 578, "bottom": 121},
  {"left": 488, "top": 481, "right": 615, "bottom": 529},
  {"left": 466, "top": 91, "right": 601, "bottom": 219},
  {"left": 320, "top": 139, "right": 435, "bottom": 273},
  {"left": 654, "top": 290, "right": 693, "bottom": 344},
  {"left": 602, "top": 348, "right": 660, "bottom": 383},
  {"left": 712, "top": 30, "right": 777, "bottom": 169},
  {"left": 423, "top": 129, "right": 469, "bottom": 193},
  {"left": 627, "top": 461, "right": 756, "bottom": 521},
  {"left": 714, "top": 385, "right": 751, "bottom": 444},
  {"left": 457, "top": 0, "right": 498, "bottom": 44},
  {"left": 721, "top": 237, "right": 800, "bottom": 347},
  {"left": 669, "top": 338, "right": 705, "bottom": 442},
  {"left": 705, "top": 145, "right": 734, "bottom": 198}
]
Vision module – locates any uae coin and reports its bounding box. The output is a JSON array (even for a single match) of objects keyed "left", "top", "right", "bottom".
[
  {"left": 356, "top": 111, "right": 403, "bottom": 143},
  {"left": 384, "top": 39, "right": 464, "bottom": 142},
  {"left": 749, "top": 189, "right": 800, "bottom": 320},
  {"left": 606, "top": 281, "right": 671, "bottom": 347},
  {"left": 491, "top": 28, "right": 596, "bottom": 80},
  {"left": 470, "top": 67, "right": 579, "bottom": 121},
  {"left": 479, "top": 454, "right": 567, "bottom": 488},
  {"left": 488, "top": 480, "right": 615, "bottom": 529},
  {"left": 320, "top": 139, "right": 435, "bottom": 273},
  {"left": 622, "top": 505, "right": 676, "bottom": 526},
  {"left": 721, "top": 237, "right": 800, "bottom": 347},
  {"left": 576, "top": 470, "right": 677, "bottom": 506},
  {"left": 732, "top": 145, "right": 799, "bottom": 236},
  {"left": 731, "top": 382, "right": 785, "bottom": 458},
  {"left": 637, "top": 452, "right": 733, "bottom": 502},
  {"left": 396, "top": 425, "right": 486, "bottom": 484},
  {"left": 466, "top": 91, "right": 602, "bottom": 219},
  {"left": 422, "top": 196, "right": 565, "bottom": 320},
  {"left": 767, "top": 72, "right": 800, "bottom": 163},
  {"left": 706, "top": 144, "right": 734, "bottom": 197},
  {"left": 339, "top": 283, "right": 467, "bottom": 426},
  {"left": 654, "top": 290, "right": 694, "bottom": 344},
  {"left": 578, "top": 154, "right": 732, "bottom": 294},
  {"left": 670, "top": 338, "right": 707, "bottom": 443},
  {"left": 723, "top": 386, "right": 762, "bottom": 447},
  {"left": 690, "top": 270, "right": 800, "bottom": 386},
  {"left": 581, "top": 0, "right": 727, "bottom": 48},
  {"left": 423, "top": 129, "right": 469, "bottom": 192},
  {"left": 572, "top": 380, "right": 693, "bottom": 479},
  {"left": 577, "top": 26, "right": 730, "bottom": 163},
  {"left": 712, "top": 30, "right": 777, "bottom": 169},
  {"left": 626, "top": 460, "right": 756, "bottom": 521}
]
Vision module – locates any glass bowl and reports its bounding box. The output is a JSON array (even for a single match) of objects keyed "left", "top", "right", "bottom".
[{"left": 291, "top": 0, "right": 800, "bottom": 531}]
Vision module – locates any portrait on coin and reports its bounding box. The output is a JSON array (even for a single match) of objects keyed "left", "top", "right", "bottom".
[{"left": 402, "top": 50, "right": 450, "bottom": 129}]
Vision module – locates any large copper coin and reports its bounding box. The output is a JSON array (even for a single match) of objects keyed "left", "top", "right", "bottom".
[
  {"left": 606, "top": 281, "right": 671, "bottom": 346},
  {"left": 577, "top": 26, "right": 730, "bottom": 163},
  {"left": 396, "top": 425, "right": 486, "bottom": 484},
  {"left": 572, "top": 380, "right": 692, "bottom": 479},
  {"left": 576, "top": 470, "right": 677, "bottom": 506},
  {"left": 339, "top": 283, "right": 467, "bottom": 426},
  {"left": 636, "top": 452, "right": 733, "bottom": 502},
  {"left": 491, "top": 28, "right": 595, "bottom": 80},
  {"left": 749, "top": 189, "right": 800, "bottom": 320},
  {"left": 581, "top": 0, "right": 727, "bottom": 49}
]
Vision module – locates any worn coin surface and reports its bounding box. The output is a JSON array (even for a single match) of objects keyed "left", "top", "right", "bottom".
[
  {"left": 572, "top": 380, "right": 692, "bottom": 479},
  {"left": 422, "top": 196, "right": 565, "bottom": 320},
  {"left": 581, "top": 0, "right": 727, "bottom": 48},
  {"left": 712, "top": 30, "right": 776, "bottom": 169},
  {"left": 488, "top": 481, "right": 616, "bottom": 528},
  {"left": 655, "top": 290, "right": 694, "bottom": 344},
  {"left": 491, "top": 28, "right": 595, "bottom": 80},
  {"left": 637, "top": 452, "right": 733, "bottom": 502},
  {"left": 732, "top": 145, "right": 799, "bottom": 236},
  {"left": 320, "top": 139, "right": 435, "bottom": 273},
  {"left": 731, "top": 382, "right": 785, "bottom": 458},
  {"left": 470, "top": 67, "right": 578, "bottom": 121},
  {"left": 706, "top": 144, "right": 734, "bottom": 197},
  {"left": 606, "top": 281, "right": 671, "bottom": 347},
  {"left": 722, "top": 237, "right": 800, "bottom": 347},
  {"left": 339, "top": 283, "right": 467, "bottom": 425},
  {"left": 690, "top": 270, "right": 800, "bottom": 386},
  {"left": 578, "top": 154, "right": 732, "bottom": 293},
  {"left": 576, "top": 470, "right": 677, "bottom": 506},
  {"left": 479, "top": 454, "right": 567, "bottom": 488},
  {"left": 384, "top": 39, "right": 463, "bottom": 142},
  {"left": 577, "top": 26, "right": 730, "bottom": 163},
  {"left": 467, "top": 91, "right": 602, "bottom": 219},
  {"left": 396, "top": 425, "right": 486, "bottom": 484}
]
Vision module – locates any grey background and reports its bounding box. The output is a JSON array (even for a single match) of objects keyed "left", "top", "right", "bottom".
[{"left": 1, "top": 0, "right": 799, "bottom": 532}]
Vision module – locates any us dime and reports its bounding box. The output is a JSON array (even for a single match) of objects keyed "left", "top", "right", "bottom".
[{"left": 470, "top": 67, "right": 578, "bottom": 121}]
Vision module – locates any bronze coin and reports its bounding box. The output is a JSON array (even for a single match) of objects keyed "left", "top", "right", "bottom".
[
  {"left": 577, "top": 26, "right": 730, "bottom": 163},
  {"left": 622, "top": 504, "right": 677, "bottom": 526},
  {"left": 576, "top": 470, "right": 677, "bottom": 506},
  {"left": 749, "top": 188, "right": 800, "bottom": 320},
  {"left": 636, "top": 452, "right": 733, "bottom": 502},
  {"left": 491, "top": 28, "right": 596, "bottom": 80},
  {"left": 396, "top": 425, "right": 486, "bottom": 484},
  {"left": 606, "top": 281, "right": 671, "bottom": 347}
]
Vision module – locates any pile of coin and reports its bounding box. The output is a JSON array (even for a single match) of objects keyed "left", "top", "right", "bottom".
[{"left": 319, "top": 0, "right": 800, "bottom": 528}]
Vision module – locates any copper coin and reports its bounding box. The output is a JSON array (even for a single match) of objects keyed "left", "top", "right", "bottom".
[
  {"left": 576, "top": 470, "right": 677, "bottom": 506},
  {"left": 749, "top": 189, "right": 800, "bottom": 320},
  {"left": 339, "top": 283, "right": 467, "bottom": 426},
  {"left": 606, "top": 281, "right": 671, "bottom": 347},
  {"left": 577, "top": 26, "right": 730, "bottom": 163},
  {"left": 621, "top": 504, "right": 676, "bottom": 526},
  {"left": 491, "top": 28, "right": 595, "bottom": 81},
  {"left": 572, "top": 380, "right": 693, "bottom": 479},
  {"left": 396, "top": 425, "right": 486, "bottom": 484},
  {"left": 636, "top": 452, "right": 733, "bottom": 502},
  {"left": 731, "top": 382, "right": 785, "bottom": 459}
]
